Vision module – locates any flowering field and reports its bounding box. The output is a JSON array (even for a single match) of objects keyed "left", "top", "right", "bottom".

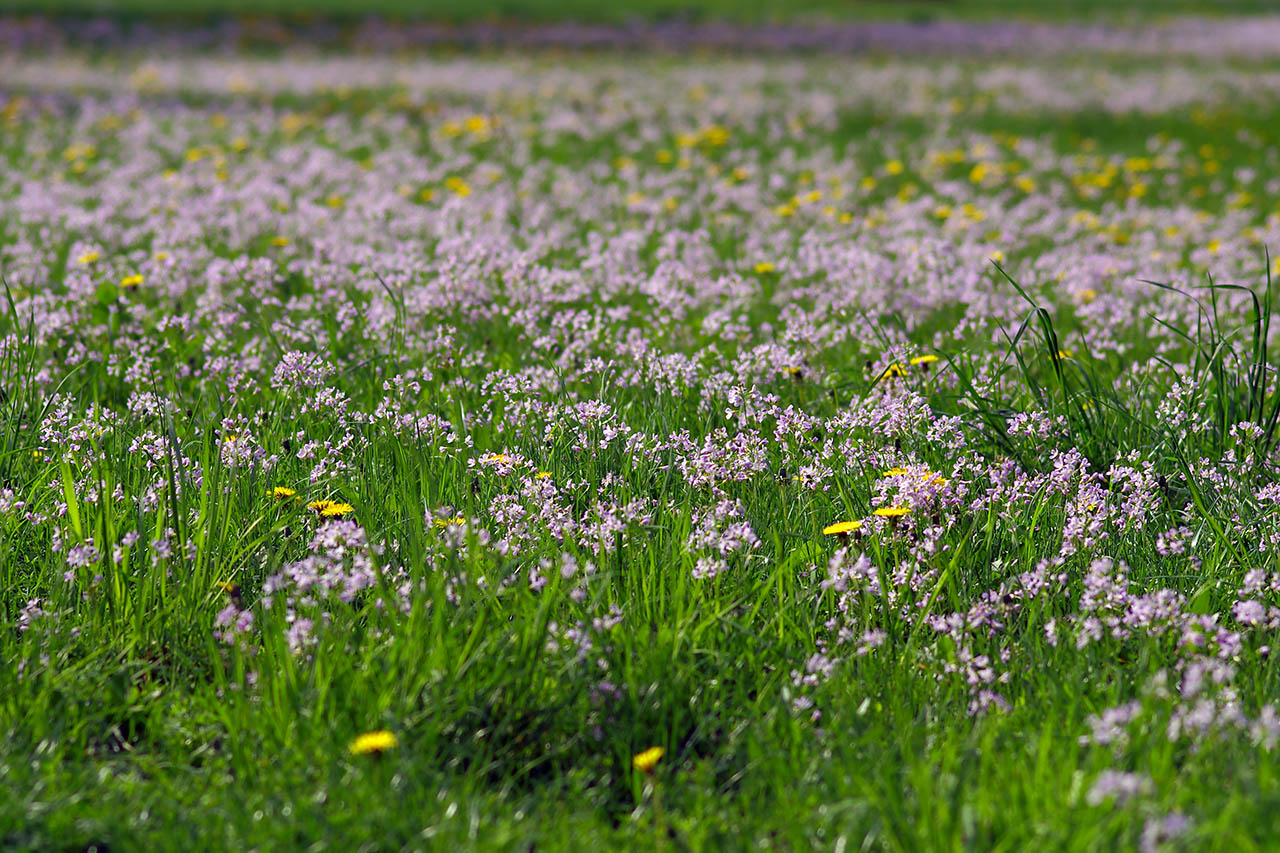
[{"left": 6, "top": 20, "right": 1280, "bottom": 849}]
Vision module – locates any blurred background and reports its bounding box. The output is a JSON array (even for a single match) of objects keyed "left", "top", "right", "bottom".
[{"left": 3, "top": 0, "right": 1278, "bottom": 23}]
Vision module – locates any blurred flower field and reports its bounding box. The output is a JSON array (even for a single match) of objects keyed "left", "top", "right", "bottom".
[{"left": 6, "top": 17, "right": 1280, "bottom": 849}]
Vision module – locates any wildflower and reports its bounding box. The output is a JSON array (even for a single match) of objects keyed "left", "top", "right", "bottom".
[
  {"left": 445, "top": 176, "right": 471, "bottom": 197},
  {"left": 754, "top": 261, "right": 776, "bottom": 274},
  {"left": 349, "top": 730, "right": 397, "bottom": 756},
  {"left": 633, "top": 745, "right": 664, "bottom": 773},
  {"left": 433, "top": 516, "right": 465, "bottom": 528},
  {"left": 535, "top": 471, "right": 553, "bottom": 479},
  {"left": 270, "top": 236, "right": 290, "bottom": 247},
  {"left": 1056, "top": 349, "right": 1074, "bottom": 359},
  {"left": 882, "top": 467, "right": 910, "bottom": 477},
  {"left": 272, "top": 486, "right": 297, "bottom": 500},
  {"left": 484, "top": 453, "right": 512, "bottom": 465},
  {"left": 873, "top": 506, "right": 911, "bottom": 518},
  {"left": 308, "top": 500, "right": 354, "bottom": 517},
  {"left": 822, "top": 521, "right": 862, "bottom": 535},
  {"left": 120, "top": 274, "right": 144, "bottom": 289},
  {"left": 216, "top": 580, "right": 241, "bottom": 598},
  {"left": 909, "top": 354, "right": 939, "bottom": 366},
  {"left": 77, "top": 250, "right": 100, "bottom": 264},
  {"left": 879, "top": 363, "right": 907, "bottom": 381}
]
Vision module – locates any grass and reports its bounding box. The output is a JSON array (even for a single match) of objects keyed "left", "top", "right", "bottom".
[
  {"left": 4, "top": 44, "right": 1280, "bottom": 850},
  {"left": 2, "top": 0, "right": 1278, "bottom": 23}
]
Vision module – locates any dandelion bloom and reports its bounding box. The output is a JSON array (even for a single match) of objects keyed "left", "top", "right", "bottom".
[
  {"left": 349, "top": 730, "right": 397, "bottom": 756},
  {"left": 754, "top": 261, "right": 776, "bottom": 274},
  {"left": 77, "top": 250, "right": 100, "bottom": 264},
  {"left": 823, "top": 521, "right": 862, "bottom": 535},
  {"left": 272, "top": 486, "right": 297, "bottom": 499},
  {"left": 633, "top": 746, "right": 664, "bottom": 773},
  {"left": 879, "top": 363, "right": 907, "bottom": 381},
  {"left": 120, "top": 274, "right": 144, "bottom": 289},
  {"left": 308, "top": 499, "right": 354, "bottom": 517},
  {"left": 535, "top": 470, "right": 553, "bottom": 479},
  {"left": 1056, "top": 349, "right": 1074, "bottom": 359},
  {"left": 433, "top": 516, "right": 465, "bottom": 528},
  {"left": 882, "top": 467, "right": 910, "bottom": 477},
  {"left": 909, "top": 355, "right": 939, "bottom": 366},
  {"left": 873, "top": 506, "right": 911, "bottom": 518}
]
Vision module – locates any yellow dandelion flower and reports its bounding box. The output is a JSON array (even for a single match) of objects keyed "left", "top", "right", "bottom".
[
  {"left": 445, "top": 176, "right": 471, "bottom": 197},
  {"left": 1056, "top": 349, "right": 1074, "bottom": 360},
  {"left": 77, "top": 250, "right": 101, "bottom": 264},
  {"left": 535, "top": 471, "right": 553, "bottom": 479},
  {"left": 879, "top": 363, "right": 907, "bottom": 381},
  {"left": 308, "top": 500, "right": 354, "bottom": 517},
  {"left": 909, "top": 355, "right": 939, "bottom": 366},
  {"left": 882, "top": 467, "right": 910, "bottom": 477},
  {"left": 120, "top": 274, "right": 144, "bottom": 289},
  {"left": 873, "top": 506, "right": 911, "bottom": 518},
  {"left": 349, "top": 730, "right": 397, "bottom": 755},
  {"left": 216, "top": 580, "right": 240, "bottom": 596},
  {"left": 270, "top": 236, "right": 290, "bottom": 247},
  {"left": 484, "top": 453, "right": 513, "bottom": 465},
  {"left": 433, "top": 516, "right": 466, "bottom": 528},
  {"left": 754, "top": 261, "right": 776, "bottom": 274},
  {"left": 633, "top": 745, "right": 664, "bottom": 773},
  {"left": 822, "top": 521, "right": 862, "bottom": 535},
  {"left": 272, "top": 486, "right": 297, "bottom": 500}
]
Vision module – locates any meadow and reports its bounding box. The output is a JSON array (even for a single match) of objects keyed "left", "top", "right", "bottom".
[{"left": 5, "top": 15, "right": 1280, "bottom": 850}]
